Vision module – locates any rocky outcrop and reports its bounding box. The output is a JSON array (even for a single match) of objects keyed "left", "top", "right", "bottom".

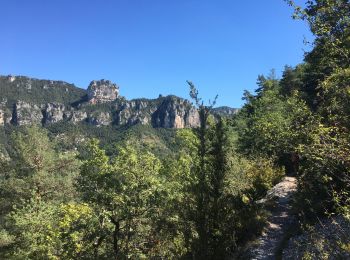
[
  {"left": 71, "top": 111, "right": 88, "bottom": 123},
  {"left": 87, "top": 79, "right": 119, "bottom": 104},
  {"left": 213, "top": 106, "right": 239, "bottom": 116},
  {"left": 12, "top": 101, "right": 43, "bottom": 126},
  {"left": 44, "top": 103, "right": 67, "bottom": 124},
  {"left": 0, "top": 102, "right": 11, "bottom": 125},
  {"left": 7, "top": 75, "right": 16, "bottom": 83},
  {"left": 88, "top": 112, "right": 112, "bottom": 126},
  {"left": 0, "top": 75, "right": 237, "bottom": 129},
  {"left": 185, "top": 107, "right": 200, "bottom": 128},
  {"left": 152, "top": 97, "right": 200, "bottom": 128},
  {"left": 114, "top": 97, "right": 200, "bottom": 128},
  {"left": 0, "top": 109, "right": 4, "bottom": 125},
  {"left": 116, "top": 100, "right": 157, "bottom": 126}
]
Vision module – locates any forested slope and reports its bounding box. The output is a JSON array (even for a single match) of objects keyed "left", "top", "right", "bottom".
[{"left": 1, "top": 0, "right": 350, "bottom": 259}]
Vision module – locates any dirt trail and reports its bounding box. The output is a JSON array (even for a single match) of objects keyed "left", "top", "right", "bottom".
[{"left": 248, "top": 176, "right": 297, "bottom": 260}]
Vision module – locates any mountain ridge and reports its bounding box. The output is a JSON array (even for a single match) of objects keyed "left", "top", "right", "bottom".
[{"left": 0, "top": 74, "right": 238, "bottom": 129}]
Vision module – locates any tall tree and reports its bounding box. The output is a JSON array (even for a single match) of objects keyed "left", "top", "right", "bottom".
[
  {"left": 0, "top": 126, "right": 80, "bottom": 259},
  {"left": 187, "top": 81, "right": 241, "bottom": 258},
  {"left": 286, "top": 0, "right": 350, "bottom": 106}
]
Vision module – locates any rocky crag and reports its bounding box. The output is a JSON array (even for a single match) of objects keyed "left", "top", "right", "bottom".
[{"left": 0, "top": 75, "right": 237, "bottom": 128}]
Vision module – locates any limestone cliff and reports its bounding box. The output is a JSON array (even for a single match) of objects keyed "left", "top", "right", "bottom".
[
  {"left": 44, "top": 103, "right": 68, "bottom": 124},
  {"left": 88, "top": 112, "right": 112, "bottom": 126},
  {"left": 71, "top": 111, "right": 88, "bottom": 123},
  {"left": 87, "top": 80, "right": 119, "bottom": 104},
  {"left": 12, "top": 101, "right": 43, "bottom": 126},
  {"left": 212, "top": 106, "right": 239, "bottom": 116},
  {"left": 0, "top": 75, "right": 237, "bottom": 129},
  {"left": 0, "top": 109, "right": 4, "bottom": 126},
  {"left": 116, "top": 99, "right": 157, "bottom": 126},
  {"left": 152, "top": 96, "right": 200, "bottom": 128}
]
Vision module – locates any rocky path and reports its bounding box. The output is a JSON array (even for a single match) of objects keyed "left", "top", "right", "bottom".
[{"left": 248, "top": 176, "right": 297, "bottom": 260}]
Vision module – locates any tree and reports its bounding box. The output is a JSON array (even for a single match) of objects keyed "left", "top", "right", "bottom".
[
  {"left": 56, "top": 203, "right": 100, "bottom": 259},
  {"left": 78, "top": 139, "right": 176, "bottom": 259},
  {"left": 280, "top": 65, "right": 305, "bottom": 97},
  {"left": 286, "top": 0, "right": 350, "bottom": 107},
  {"left": 186, "top": 82, "right": 272, "bottom": 258},
  {"left": 7, "top": 198, "right": 59, "bottom": 259},
  {"left": 0, "top": 126, "right": 79, "bottom": 207},
  {"left": 236, "top": 75, "right": 312, "bottom": 174},
  {"left": 187, "top": 81, "right": 219, "bottom": 258},
  {"left": 296, "top": 125, "right": 350, "bottom": 221},
  {"left": 0, "top": 126, "right": 80, "bottom": 259}
]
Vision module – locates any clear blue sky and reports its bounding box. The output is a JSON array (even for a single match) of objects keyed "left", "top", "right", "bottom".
[{"left": 1, "top": 0, "right": 312, "bottom": 107}]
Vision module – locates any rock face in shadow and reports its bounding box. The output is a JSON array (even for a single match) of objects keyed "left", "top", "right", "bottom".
[
  {"left": 0, "top": 75, "right": 237, "bottom": 129},
  {"left": 152, "top": 96, "right": 200, "bottom": 128},
  {"left": 116, "top": 99, "right": 156, "bottom": 126}
]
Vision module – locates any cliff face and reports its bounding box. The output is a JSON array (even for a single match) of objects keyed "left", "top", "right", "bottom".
[
  {"left": 0, "top": 75, "right": 237, "bottom": 129},
  {"left": 44, "top": 103, "right": 68, "bottom": 124},
  {"left": 88, "top": 112, "right": 112, "bottom": 126},
  {"left": 152, "top": 97, "right": 200, "bottom": 128},
  {"left": 0, "top": 109, "right": 4, "bottom": 126},
  {"left": 114, "top": 97, "right": 200, "bottom": 129},
  {"left": 212, "top": 106, "right": 240, "bottom": 116},
  {"left": 87, "top": 80, "right": 119, "bottom": 104},
  {"left": 116, "top": 99, "right": 157, "bottom": 126},
  {"left": 12, "top": 101, "right": 43, "bottom": 126}
]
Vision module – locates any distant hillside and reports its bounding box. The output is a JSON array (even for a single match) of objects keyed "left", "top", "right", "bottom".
[
  {"left": 213, "top": 106, "right": 239, "bottom": 116},
  {"left": 0, "top": 75, "right": 86, "bottom": 108},
  {"left": 0, "top": 75, "right": 238, "bottom": 129}
]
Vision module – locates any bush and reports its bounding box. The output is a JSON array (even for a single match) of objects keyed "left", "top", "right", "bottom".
[{"left": 296, "top": 125, "right": 350, "bottom": 221}]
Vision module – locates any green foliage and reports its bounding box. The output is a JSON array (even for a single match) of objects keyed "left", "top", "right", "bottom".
[
  {"left": 278, "top": 1, "right": 350, "bottom": 229},
  {"left": 0, "top": 111, "right": 286, "bottom": 259},
  {"left": 0, "top": 76, "right": 86, "bottom": 109},
  {"left": 45, "top": 122, "right": 178, "bottom": 159},
  {"left": 286, "top": 0, "right": 350, "bottom": 106},
  {"left": 7, "top": 198, "right": 59, "bottom": 259},
  {"left": 0, "top": 126, "right": 80, "bottom": 259},
  {"left": 77, "top": 139, "right": 184, "bottom": 258},
  {"left": 5, "top": 199, "right": 104, "bottom": 259},
  {"left": 318, "top": 68, "right": 350, "bottom": 127},
  {"left": 245, "top": 157, "right": 285, "bottom": 199},
  {"left": 0, "top": 126, "right": 79, "bottom": 215},
  {"left": 235, "top": 73, "right": 312, "bottom": 174},
  {"left": 232, "top": 3, "right": 350, "bottom": 250},
  {"left": 56, "top": 203, "right": 99, "bottom": 259},
  {"left": 182, "top": 83, "right": 283, "bottom": 258},
  {"left": 296, "top": 125, "right": 350, "bottom": 221},
  {"left": 1, "top": 1, "right": 350, "bottom": 258},
  {"left": 280, "top": 65, "right": 305, "bottom": 97}
]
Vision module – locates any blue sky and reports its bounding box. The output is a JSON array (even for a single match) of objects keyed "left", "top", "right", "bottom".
[{"left": 1, "top": 0, "right": 312, "bottom": 107}]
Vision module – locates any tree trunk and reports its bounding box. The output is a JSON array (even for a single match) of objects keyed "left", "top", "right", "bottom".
[{"left": 110, "top": 217, "right": 120, "bottom": 259}]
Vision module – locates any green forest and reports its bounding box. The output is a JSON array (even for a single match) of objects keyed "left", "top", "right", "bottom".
[{"left": 1, "top": 0, "right": 350, "bottom": 259}]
